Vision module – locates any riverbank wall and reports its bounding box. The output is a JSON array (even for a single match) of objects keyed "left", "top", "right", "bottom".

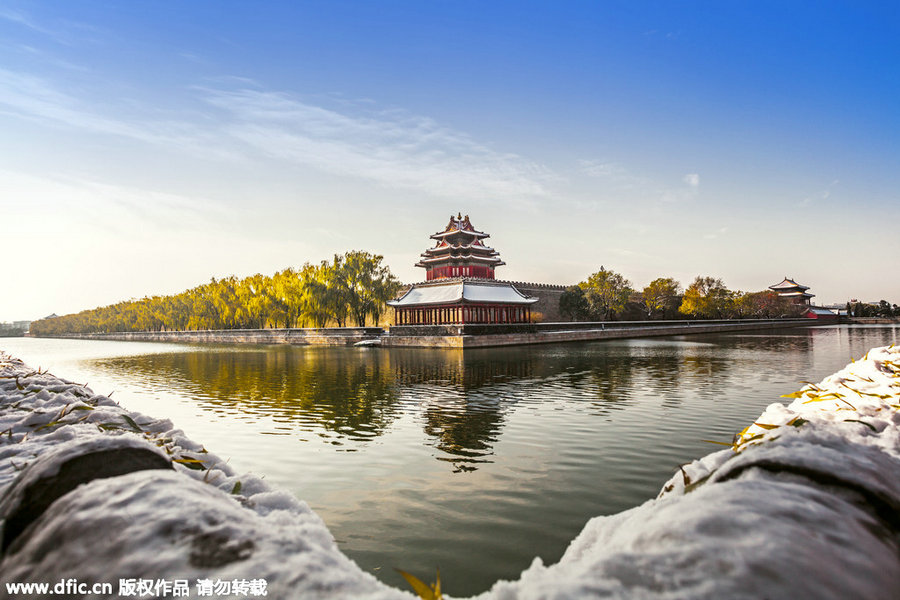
[
  {"left": 848, "top": 317, "right": 900, "bottom": 324},
  {"left": 36, "top": 319, "right": 816, "bottom": 349},
  {"left": 384, "top": 318, "right": 816, "bottom": 348},
  {"left": 41, "top": 326, "right": 384, "bottom": 346},
  {"left": 2, "top": 347, "right": 899, "bottom": 597}
]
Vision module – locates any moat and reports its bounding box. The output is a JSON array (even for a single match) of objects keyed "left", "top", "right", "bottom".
[{"left": 2, "top": 324, "right": 897, "bottom": 595}]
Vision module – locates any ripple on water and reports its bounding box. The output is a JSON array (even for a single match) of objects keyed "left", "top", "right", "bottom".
[{"left": 1, "top": 326, "right": 897, "bottom": 596}]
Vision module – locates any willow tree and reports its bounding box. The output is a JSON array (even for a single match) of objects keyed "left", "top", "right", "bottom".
[
  {"left": 341, "top": 250, "right": 401, "bottom": 326},
  {"left": 29, "top": 250, "right": 403, "bottom": 334}
]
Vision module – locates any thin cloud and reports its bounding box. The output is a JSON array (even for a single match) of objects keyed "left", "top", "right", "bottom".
[
  {"left": 703, "top": 227, "right": 728, "bottom": 240},
  {"left": 0, "top": 8, "right": 93, "bottom": 47},
  {"left": 799, "top": 179, "right": 839, "bottom": 207},
  {"left": 0, "top": 8, "right": 54, "bottom": 36},
  {"left": 580, "top": 159, "right": 700, "bottom": 205},
  {"left": 579, "top": 159, "right": 647, "bottom": 188},
  {"left": 0, "top": 169, "right": 229, "bottom": 230},
  {"left": 0, "top": 68, "right": 171, "bottom": 142},
  {"left": 200, "top": 87, "right": 553, "bottom": 200},
  {"left": 0, "top": 67, "right": 551, "bottom": 202}
]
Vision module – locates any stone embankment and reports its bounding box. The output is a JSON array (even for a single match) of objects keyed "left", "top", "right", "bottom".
[
  {"left": 44, "top": 327, "right": 383, "bottom": 346},
  {"left": 384, "top": 318, "right": 815, "bottom": 348},
  {"left": 38, "top": 319, "right": 816, "bottom": 349},
  {"left": 2, "top": 345, "right": 900, "bottom": 598}
]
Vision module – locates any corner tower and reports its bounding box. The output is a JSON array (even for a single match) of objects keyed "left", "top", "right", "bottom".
[{"left": 415, "top": 213, "right": 505, "bottom": 280}]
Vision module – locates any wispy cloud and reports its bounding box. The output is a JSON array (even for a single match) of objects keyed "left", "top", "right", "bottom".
[
  {"left": 0, "top": 7, "right": 55, "bottom": 37},
  {"left": 0, "top": 169, "right": 229, "bottom": 232},
  {"left": 703, "top": 227, "right": 728, "bottom": 240},
  {"left": 0, "top": 67, "right": 552, "bottom": 202},
  {"left": 579, "top": 159, "right": 647, "bottom": 189},
  {"left": 0, "top": 7, "right": 100, "bottom": 47},
  {"left": 799, "top": 179, "right": 839, "bottom": 206},
  {"left": 201, "top": 88, "right": 552, "bottom": 200},
  {"left": 581, "top": 159, "right": 700, "bottom": 204},
  {"left": 660, "top": 172, "right": 701, "bottom": 203},
  {"left": 0, "top": 68, "right": 197, "bottom": 145}
]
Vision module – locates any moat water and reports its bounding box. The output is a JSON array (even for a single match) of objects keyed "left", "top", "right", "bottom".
[{"left": 2, "top": 325, "right": 897, "bottom": 595}]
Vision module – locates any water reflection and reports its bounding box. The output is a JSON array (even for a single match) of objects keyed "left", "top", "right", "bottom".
[
  {"left": 7, "top": 326, "right": 898, "bottom": 596},
  {"left": 421, "top": 393, "right": 504, "bottom": 472},
  {"left": 89, "top": 341, "right": 749, "bottom": 468},
  {"left": 95, "top": 348, "right": 401, "bottom": 442},
  {"left": 84, "top": 326, "right": 898, "bottom": 475}
]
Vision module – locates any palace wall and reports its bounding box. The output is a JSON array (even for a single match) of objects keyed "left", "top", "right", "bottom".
[{"left": 506, "top": 282, "right": 570, "bottom": 322}]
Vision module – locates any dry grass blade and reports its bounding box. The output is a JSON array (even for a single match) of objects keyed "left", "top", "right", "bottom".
[
  {"left": 396, "top": 568, "right": 442, "bottom": 600},
  {"left": 752, "top": 422, "right": 780, "bottom": 430}
]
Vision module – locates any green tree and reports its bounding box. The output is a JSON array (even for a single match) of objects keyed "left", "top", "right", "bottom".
[
  {"left": 581, "top": 267, "right": 633, "bottom": 320},
  {"left": 641, "top": 277, "right": 682, "bottom": 319},
  {"left": 679, "top": 276, "right": 734, "bottom": 319},
  {"left": 29, "top": 250, "right": 402, "bottom": 334},
  {"left": 297, "top": 263, "right": 331, "bottom": 327},
  {"left": 322, "top": 255, "right": 352, "bottom": 327},
  {"left": 274, "top": 268, "right": 304, "bottom": 328},
  {"left": 559, "top": 285, "right": 590, "bottom": 320}
]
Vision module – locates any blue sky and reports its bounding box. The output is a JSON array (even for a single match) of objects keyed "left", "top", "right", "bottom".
[{"left": 1, "top": 1, "right": 898, "bottom": 321}]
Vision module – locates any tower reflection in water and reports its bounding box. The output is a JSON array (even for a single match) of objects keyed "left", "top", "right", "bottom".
[{"left": 89, "top": 335, "right": 805, "bottom": 472}]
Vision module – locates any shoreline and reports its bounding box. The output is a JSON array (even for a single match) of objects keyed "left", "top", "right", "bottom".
[
  {"left": 31, "top": 318, "right": 817, "bottom": 349},
  {"left": 1, "top": 345, "right": 899, "bottom": 597}
]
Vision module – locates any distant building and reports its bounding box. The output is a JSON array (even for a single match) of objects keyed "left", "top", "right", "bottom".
[
  {"left": 768, "top": 278, "right": 840, "bottom": 322},
  {"left": 768, "top": 277, "right": 815, "bottom": 306},
  {"left": 388, "top": 215, "right": 539, "bottom": 324}
]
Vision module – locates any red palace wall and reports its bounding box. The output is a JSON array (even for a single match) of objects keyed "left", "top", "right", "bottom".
[{"left": 426, "top": 265, "right": 494, "bottom": 280}]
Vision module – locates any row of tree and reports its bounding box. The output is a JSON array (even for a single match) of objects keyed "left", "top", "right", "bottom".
[
  {"left": 0, "top": 323, "right": 28, "bottom": 337},
  {"left": 847, "top": 300, "right": 900, "bottom": 318},
  {"left": 559, "top": 268, "right": 807, "bottom": 321},
  {"left": 30, "top": 251, "right": 402, "bottom": 336}
]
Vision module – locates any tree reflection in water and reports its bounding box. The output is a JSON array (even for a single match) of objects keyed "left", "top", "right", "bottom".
[
  {"left": 86, "top": 330, "right": 836, "bottom": 472},
  {"left": 94, "top": 347, "right": 401, "bottom": 442}
]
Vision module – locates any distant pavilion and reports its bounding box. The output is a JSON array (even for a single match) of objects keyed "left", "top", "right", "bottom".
[
  {"left": 388, "top": 214, "right": 538, "bottom": 325},
  {"left": 768, "top": 277, "right": 815, "bottom": 306}
]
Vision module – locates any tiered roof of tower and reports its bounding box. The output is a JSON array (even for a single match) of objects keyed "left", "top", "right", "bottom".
[
  {"left": 769, "top": 277, "right": 815, "bottom": 304},
  {"left": 415, "top": 213, "right": 505, "bottom": 280}
]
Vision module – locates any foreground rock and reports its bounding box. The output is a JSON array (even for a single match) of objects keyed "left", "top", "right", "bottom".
[{"left": 1, "top": 346, "right": 899, "bottom": 599}]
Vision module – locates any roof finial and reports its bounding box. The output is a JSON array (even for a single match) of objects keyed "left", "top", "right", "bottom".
[{"left": 458, "top": 212, "right": 462, "bottom": 219}]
